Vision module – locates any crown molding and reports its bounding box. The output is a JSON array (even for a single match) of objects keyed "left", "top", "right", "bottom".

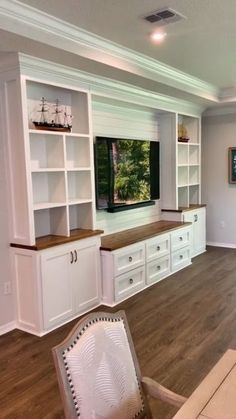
[
  {"left": 14, "top": 53, "right": 203, "bottom": 116},
  {"left": 203, "top": 103, "right": 236, "bottom": 117},
  {"left": 219, "top": 86, "right": 236, "bottom": 103},
  {"left": 0, "top": 0, "right": 219, "bottom": 102}
]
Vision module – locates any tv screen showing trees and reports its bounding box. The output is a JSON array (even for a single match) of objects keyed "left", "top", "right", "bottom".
[{"left": 95, "top": 137, "right": 159, "bottom": 211}]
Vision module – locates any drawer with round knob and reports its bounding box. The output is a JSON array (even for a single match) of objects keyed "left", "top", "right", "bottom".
[
  {"left": 146, "top": 255, "right": 170, "bottom": 285},
  {"left": 113, "top": 243, "right": 145, "bottom": 276},
  {"left": 114, "top": 266, "right": 145, "bottom": 302},
  {"left": 171, "top": 246, "right": 191, "bottom": 273},
  {"left": 170, "top": 227, "right": 191, "bottom": 252},
  {"left": 146, "top": 233, "right": 170, "bottom": 262}
]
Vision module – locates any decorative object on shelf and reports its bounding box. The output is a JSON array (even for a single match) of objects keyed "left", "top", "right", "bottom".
[
  {"left": 228, "top": 147, "right": 236, "bottom": 184},
  {"left": 32, "top": 97, "right": 72, "bottom": 132},
  {"left": 178, "top": 123, "right": 189, "bottom": 142}
]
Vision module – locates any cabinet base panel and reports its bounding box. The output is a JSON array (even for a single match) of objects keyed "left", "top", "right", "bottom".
[
  {"left": 15, "top": 303, "right": 102, "bottom": 337},
  {"left": 192, "top": 248, "right": 206, "bottom": 258}
]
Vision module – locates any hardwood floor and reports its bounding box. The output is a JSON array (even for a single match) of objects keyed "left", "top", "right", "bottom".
[{"left": 1, "top": 246, "right": 236, "bottom": 418}]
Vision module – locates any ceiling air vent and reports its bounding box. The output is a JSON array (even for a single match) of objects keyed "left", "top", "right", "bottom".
[{"left": 144, "top": 7, "right": 185, "bottom": 26}]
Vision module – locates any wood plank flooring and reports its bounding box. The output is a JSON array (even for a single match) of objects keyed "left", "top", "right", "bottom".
[{"left": 1, "top": 246, "right": 236, "bottom": 418}]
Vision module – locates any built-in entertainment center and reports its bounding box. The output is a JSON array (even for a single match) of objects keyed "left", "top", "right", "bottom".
[{"left": 0, "top": 53, "right": 206, "bottom": 336}]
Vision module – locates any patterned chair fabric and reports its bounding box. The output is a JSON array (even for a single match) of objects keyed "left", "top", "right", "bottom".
[{"left": 53, "top": 311, "right": 152, "bottom": 419}]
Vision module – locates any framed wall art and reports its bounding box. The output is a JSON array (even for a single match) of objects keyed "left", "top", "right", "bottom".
[{"left": 228, "top": 147, "right": 236, "bottom": 183}]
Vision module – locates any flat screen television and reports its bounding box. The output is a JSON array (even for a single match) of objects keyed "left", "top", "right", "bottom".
[{"left": 94, "top": 136, "right": 160, "bottom": 212}]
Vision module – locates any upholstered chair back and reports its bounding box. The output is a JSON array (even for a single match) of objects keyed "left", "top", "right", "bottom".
[{"left": 53, "top": 311, "right": 152, "bottom": 419}]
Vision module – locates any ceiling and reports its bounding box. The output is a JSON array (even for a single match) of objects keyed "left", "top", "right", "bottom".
[{"left": 1, "top": 0, "right": 236, "bottom": 107}]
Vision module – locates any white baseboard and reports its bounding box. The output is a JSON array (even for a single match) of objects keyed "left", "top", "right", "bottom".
[
  {"left": 0, "top": 320, "right": 16, "bottom": 336},
  {"left": 207, "top": 241, "right": 236, "bottom": 249}
]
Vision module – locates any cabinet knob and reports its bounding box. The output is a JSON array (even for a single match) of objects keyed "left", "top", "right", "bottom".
[
  {"left": 157, "top": 245, "right": 160, "bottom": 251},
  {"left": 194, "top": 214, "right": 198, "bottom": 222},
  {"left": 157, "top": 265, "right": 161, "bottom": 271},
  {"left": 129, "top": 278, "right": 133, "bottom": 284},
  {"left": 74, "top": 250, "right": 77, "bottom": 263},
  {"left": 70, "top": 251, "right": 74, "bottom": 264},
  {"left": 129, "top": 256, "right": 133, "bottom": 262},
  {"left": 179, "top": 236, "right": 183, "bottom": 241},
  {"left": 179, "top": 254, "right": 183, "bottom": 259}
]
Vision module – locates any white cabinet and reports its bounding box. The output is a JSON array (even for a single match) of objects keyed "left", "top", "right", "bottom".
[
  {"left": 182, "top": 207, "right": 206, "bottom": 257},
  {"left": 0, "top": 64, "right": 102, "bottom": 336},
  {"left": 11, "top": 236, "right": 101, "bottom": 335},
  {"left": 73, "top": 243, "right": 100, "bottom": 313},
  {"left": 101, "top": 225, "right": 191, "bottom": 306},
  {"left": 146, "top": 233, "right": 170, "bottom": 285},
  {"left": 170, "top": 226, "right": 191, "bottom": 272},
  {"left": 162, "top": 207, "right": 206, "bottom": 257},
  {"left": 101, "top": 242, "right": 146, "bottom": 305},
  {"left": 41, "top": 247, "right": 74, "bottom": 329}
]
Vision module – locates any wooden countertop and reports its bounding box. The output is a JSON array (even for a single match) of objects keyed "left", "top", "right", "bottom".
[
  {"left": 10, "top": 228, "right": 104, "bottom": 251},
  {"left": 100, "top": 220, "right": 191, "bottom": 251},
  {"left": 162, "top": 204, "right": 206, "bottom": 213}
]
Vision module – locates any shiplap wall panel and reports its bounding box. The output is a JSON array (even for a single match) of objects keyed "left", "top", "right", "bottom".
[
  {"left": 92, "top": 102, "right": 159, "bottom": 141},
  {"left": 92, "top": 101, "right": 161, "bottom": 234}
]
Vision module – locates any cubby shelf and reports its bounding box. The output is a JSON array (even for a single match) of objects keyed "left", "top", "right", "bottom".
[
  {"left": 177, "top": 114, "right": 200, "bottom": 208},
  {"left": 160, "top": 113, "right": 201, "bottom": 210},
  {"left": 19, "top": 78, "right": 96, "bottom": 243}
]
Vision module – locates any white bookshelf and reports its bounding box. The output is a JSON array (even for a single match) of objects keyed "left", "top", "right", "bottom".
[
  {"left": 27, "top": 80, "right": 95, "bottom": 240},
  {"left": 177, "top": 114, "right": 201, "bottom": 208},
  {"left": 4, "top": 76, "right": 95, "bottom": 244},
  {"left": 160, "top": 112, "right": 201, "bottom": 210}
]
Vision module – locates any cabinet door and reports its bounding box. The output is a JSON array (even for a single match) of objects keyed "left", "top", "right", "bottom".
[
  {"left": 183, "top": 208, "right": 206, "bottom": 257},
  {"left": 41, "top": 249, "right": 74, "bottom": 329},
  {"left": 73, "top": 242, "right": 100, "bottom": 313}
]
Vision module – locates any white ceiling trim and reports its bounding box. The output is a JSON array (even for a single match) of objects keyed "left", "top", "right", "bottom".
[
  {"left": 219, "top": 87, "right": 236, "bottom": 103},
  {"left": 15, "top": 53, "right": 203, "bottom": 116},
  {"left": 0, "top": 0, "right": 220, "bottom": 103},
  {"left": 203, "top": 103, "right": 236, "bottom": 117}
]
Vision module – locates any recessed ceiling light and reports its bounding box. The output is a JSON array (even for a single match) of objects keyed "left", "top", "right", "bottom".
[{"left": 150, "top": 31, "right": 167, "bottom": 43}]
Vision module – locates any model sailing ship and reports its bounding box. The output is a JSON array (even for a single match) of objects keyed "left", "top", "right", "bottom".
[
  {"left": 32, "top": 97, "right": 72, "bottom": 132},
  {"left": 178, "top": 123, "right": 189, "bottom": 142}
]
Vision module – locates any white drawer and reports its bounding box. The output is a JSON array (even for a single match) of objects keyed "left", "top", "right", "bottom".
[
  {"left": 146, "top": 255, "right": 170, "bottom": 285},
  {"left": 113, "top": 243, "right": 145, "bottom": 276},
  {"left": 171, "top": 246, "right": 191, "bottom": 273},
  {"left": 115, "top": 266, "right": 145, "bottom": 302},
  {"left": 171, "top": 227, "right": 191, "bottom": 252},
  {"left": 146, "top": 233, "right": 169, "bottom": 262}
]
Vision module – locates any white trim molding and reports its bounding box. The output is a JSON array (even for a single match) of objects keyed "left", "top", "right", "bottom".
[
  {"left": 0, "top": 0, "right": 219, "bottom": 102},
  {"left": 203, "top": 103, "right": 236, "bottom": 117},
  {"left": 0, "top": 320, "right": 16, "bottom": 336},
  {"left": 207, "top": 241, "right": 236, "bottom": 249},
  {"left": 16, "top": 53, "right": 204, "bottom": 116}
]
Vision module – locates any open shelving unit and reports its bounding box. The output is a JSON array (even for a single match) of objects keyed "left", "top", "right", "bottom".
[
  {"left": 23, "top": 79, "right": 96, "bottom": 243},
  {"left": 177, "top": 114, "right": 201, "bottom": 208},
  {"left": 160, "top": 112, "right": 201, "bottom": 210}
]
